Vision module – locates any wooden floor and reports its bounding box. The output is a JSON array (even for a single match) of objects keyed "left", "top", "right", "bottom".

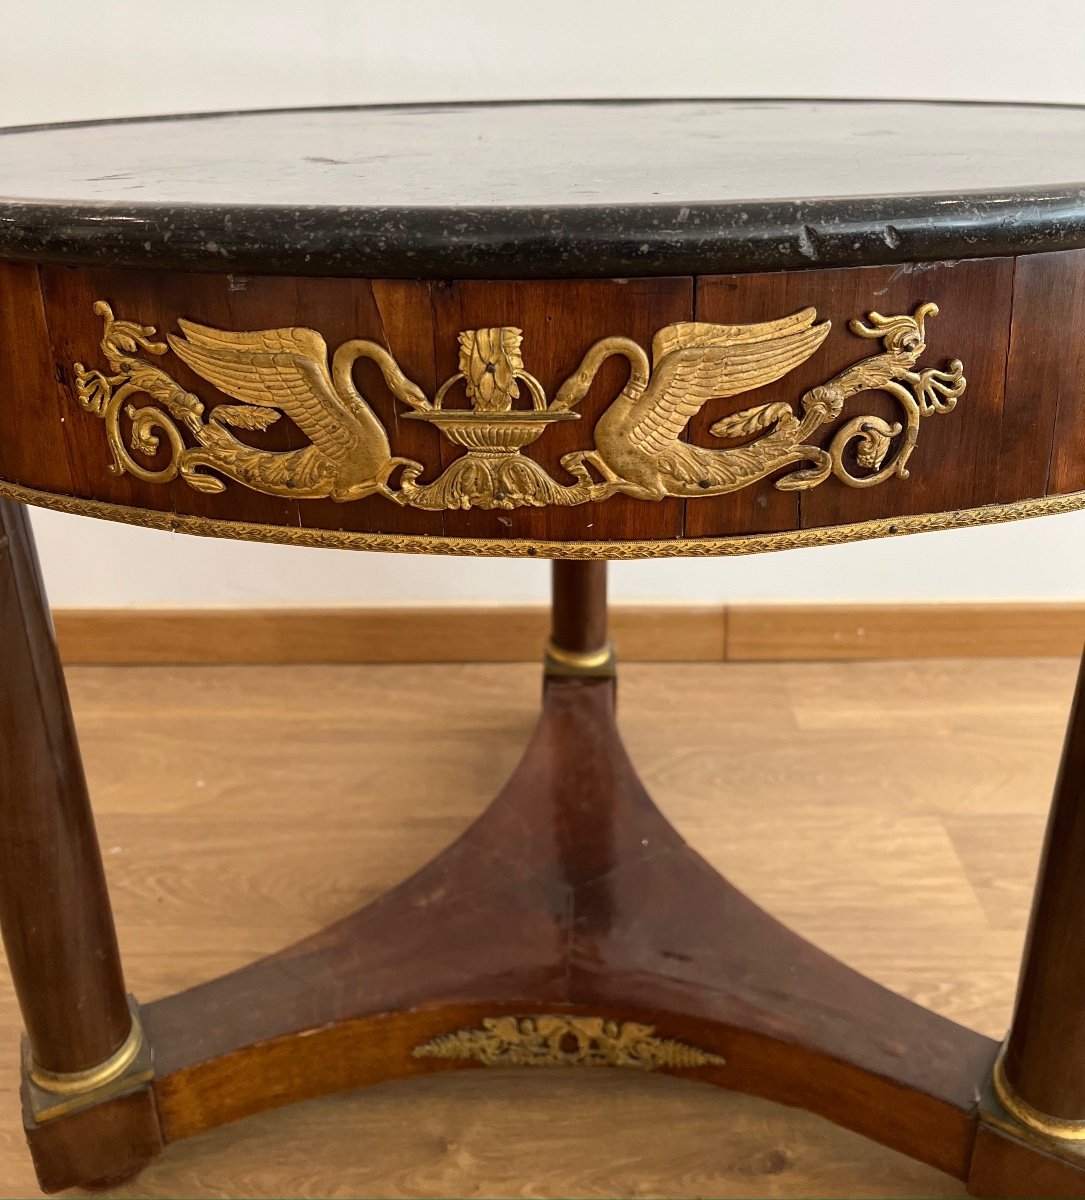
[{"left": 0, "top": 658, "right": 1074, "bottom": 1199}]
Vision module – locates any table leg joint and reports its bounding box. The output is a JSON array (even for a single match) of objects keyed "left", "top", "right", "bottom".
[{"left": 24, "top": 996, "right": 154, "bottom": 1123}]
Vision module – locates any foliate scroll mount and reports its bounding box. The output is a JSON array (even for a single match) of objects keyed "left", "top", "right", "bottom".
[
  {"left": 73, "top": 300, "right": 966, "bottom": 511},
  {"left": 412, "top": 1015, "right": 726, "bottom": 1071}
]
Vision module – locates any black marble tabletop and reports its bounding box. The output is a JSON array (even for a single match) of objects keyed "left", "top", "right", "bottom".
[{"left": 1, "top": 99, "right": 1084, "bottom": 277}]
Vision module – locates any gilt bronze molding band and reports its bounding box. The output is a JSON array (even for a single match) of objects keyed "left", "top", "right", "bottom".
[
  {"left": 3, "top": 478, "right": 1085, "bottom": 560},
  {"left": 72, "top": 299, "right": 965, "bottom": 513}
]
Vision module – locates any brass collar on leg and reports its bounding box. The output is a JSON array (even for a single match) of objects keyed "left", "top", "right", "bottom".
[
  {"left": 30, "top": 1014, "right": 143, "bottom": 1095},
  {"left": 24, "top": 996, "right": 154, "bottom": 1121},
  {"left": 544, "top": 640, "right": 617, "bottom": 677},
  {"left": 990, "top": 1042, "right": 1085, "bottom": 1145}
]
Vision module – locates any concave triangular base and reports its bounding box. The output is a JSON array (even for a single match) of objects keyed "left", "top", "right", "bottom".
[{"left": 139, "top": 675, "right": 997, "bottom": 1181}]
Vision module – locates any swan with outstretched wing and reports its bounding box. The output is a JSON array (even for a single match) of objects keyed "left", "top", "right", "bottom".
[
  {"left": 167, "top": 320, "right": 426, "bottom": 500},
  {"left": 554, "top": 309, "right": 833, "bottom": 499}
]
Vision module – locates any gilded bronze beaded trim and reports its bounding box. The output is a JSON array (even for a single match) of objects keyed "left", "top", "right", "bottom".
[{"left": 3, "top": 478, "right": 1084, "bottom": 560}]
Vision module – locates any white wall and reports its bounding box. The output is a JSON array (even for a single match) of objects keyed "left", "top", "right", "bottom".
[{"left": 5, "top": 0, "right": 1085, "bottom": 607}]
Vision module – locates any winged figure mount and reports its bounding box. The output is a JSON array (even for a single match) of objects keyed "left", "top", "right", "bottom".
[{"left": 73, "top": 299, "right": 966, "bottom": 511}]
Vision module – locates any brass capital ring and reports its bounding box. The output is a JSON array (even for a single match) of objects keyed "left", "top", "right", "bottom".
[
  {"left": 993, "top": 1043, "right": 1085, "bottom": 1142},
  {"left": 544, "top": 640, "right": 615, "bottom": 672},
  {"left": 30, "top": 1011, "right": 145, "bottom": 1096}
]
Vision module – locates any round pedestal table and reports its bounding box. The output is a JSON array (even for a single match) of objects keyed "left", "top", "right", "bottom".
[{"left": 2, "top": 100, "right": 1085, "bottom": 1195}]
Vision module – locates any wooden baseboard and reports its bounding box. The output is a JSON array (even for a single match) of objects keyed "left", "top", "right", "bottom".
[
  {"left": 51, "top": 602, "right": 1085, "bottom": 666},
  {"left": 727, "top": 603, "right": 1085, "bottom": 661},
  {"left": 52, "top": 605, "right": 726, "bottom": 665}
]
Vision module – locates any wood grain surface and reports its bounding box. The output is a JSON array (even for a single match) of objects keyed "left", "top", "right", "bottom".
[{"left": 0, "top": 656, "right": 1070, "bottom": 1198}]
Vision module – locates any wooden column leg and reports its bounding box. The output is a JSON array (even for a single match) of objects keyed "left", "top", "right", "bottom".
[
  {"left": 0, "top": 500, "right": 160, "bottom": 1192},
  {"left": 969, "top": 650, "right": 1085, "bottom": 1196},
  {"left": 544, "top": 560, "right": 614, "bottom": 677}
]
